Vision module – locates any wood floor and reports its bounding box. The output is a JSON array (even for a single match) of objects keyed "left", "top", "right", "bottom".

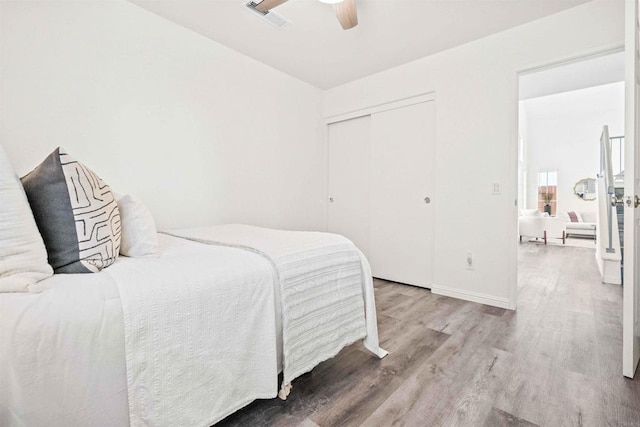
[{"left": 218, "top": 243, "right": 640, "bottom": 426}]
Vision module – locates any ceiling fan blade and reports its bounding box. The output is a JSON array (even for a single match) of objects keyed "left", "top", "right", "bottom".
[
  {"left": 255, "top": 0, "right": 289, "bottom": 13},
  {"left": 334, "top": 0, "right": 358, "bottom": 30}
]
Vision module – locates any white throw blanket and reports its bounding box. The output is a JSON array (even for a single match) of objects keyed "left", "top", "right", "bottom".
[
  {"left": 109, "top": 238, "right": 278, "bottom": 427},
  {"left": 168, "top": 224, "right": 388, "bottom": 391}
]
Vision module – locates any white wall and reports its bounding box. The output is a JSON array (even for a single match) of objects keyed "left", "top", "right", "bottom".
[
  {"left": 523, "top": 82, "right": 625, "bottom": 215},
  {"left": 518, "top": 104, "right": 528, "bottom": 213},
  {"left": 0, "top": 0, "right": 627, "bottom": 308},
  {"left": 0, "top": 0, "right": 325, "bottom": 231},
  {"left": 324, "top": 0, "right": 624, "bottom": 308}
]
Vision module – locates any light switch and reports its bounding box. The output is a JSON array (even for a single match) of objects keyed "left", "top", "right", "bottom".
[{"left": 492, "top": 183, "right": 501, "bottom": 195}]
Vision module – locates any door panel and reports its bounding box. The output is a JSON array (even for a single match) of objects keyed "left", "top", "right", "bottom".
[
  {"left": 327, "top": 115, "right": 371, "bottom": 257},
  {"left": 369, "top": 101, "right": 436, "bottom": 287},
  {"left": 623, "top": 0, "right": 640, "bottom": 378}
]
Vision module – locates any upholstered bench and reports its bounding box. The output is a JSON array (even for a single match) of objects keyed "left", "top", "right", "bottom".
[{"left": 558, "top": 211, "right": 596, "bottom": 239}]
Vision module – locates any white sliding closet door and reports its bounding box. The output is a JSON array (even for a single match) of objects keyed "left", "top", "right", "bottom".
[
  {"left": 369, "top": 101, "right": 436, "bottom": 287},
  {"left": 327, "top": 115, "right": 372, "bottom": 257}
]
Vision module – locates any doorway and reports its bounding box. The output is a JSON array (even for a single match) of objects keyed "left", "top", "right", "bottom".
[
  {"left": 515, "top": 51, "right": 626, "bottom": 376},
  {"left": 517, "top": 50, "right": 624, "bottom": 277}
]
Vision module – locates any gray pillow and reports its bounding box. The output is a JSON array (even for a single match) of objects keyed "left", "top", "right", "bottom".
[{"left": 21, "top": 147, "right": 121, "bottom": 273}]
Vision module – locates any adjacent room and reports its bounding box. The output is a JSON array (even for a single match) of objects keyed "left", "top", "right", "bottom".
[
  {"left": 515, "top": 54, "right": 630, "bottom": 416},
  {"left": 517, "top": 52, "right": 625, "bottom": 260},
  {"left": 1, "top": 1, "right": 640, "bottom": 426}
]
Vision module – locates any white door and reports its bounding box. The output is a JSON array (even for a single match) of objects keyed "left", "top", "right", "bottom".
[
  {"left": 327, "top": 115, "right": 372, "bottom": 257},
  {"left": 624, "top": 0, "right": 640, "bottom": 379},
  {"left": 369, "top": 101, "right": 436, "bottom": 287}
]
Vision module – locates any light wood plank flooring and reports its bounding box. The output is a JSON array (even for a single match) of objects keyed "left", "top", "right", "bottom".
[{"left": 218, "top": 243, "right": 640, "bottom": 426}]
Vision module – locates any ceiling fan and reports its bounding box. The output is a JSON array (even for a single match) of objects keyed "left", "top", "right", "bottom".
[{"left": 255, "top": 0, "right": 358, "bottom": 30}]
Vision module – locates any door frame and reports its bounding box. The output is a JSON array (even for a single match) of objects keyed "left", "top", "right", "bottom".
[
  {"left": 512, "top": 44, "right": 625, "bottom": 310},
  {"left": 324, "top": 92, "right": 436, "bottom": 125},
  {"left": 623, "top": 0, "right": 640, "bottom": 378}
]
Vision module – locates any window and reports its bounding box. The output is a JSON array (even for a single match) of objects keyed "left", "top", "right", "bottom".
[{"left": 537, "top": 170, "right": 557, "bottom": 215}]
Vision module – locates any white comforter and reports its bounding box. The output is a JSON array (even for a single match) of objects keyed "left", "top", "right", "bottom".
[
  {"left": 169, "top": 224, "right": 387, "bottom": 388},
  {"left": 0, "top": 236, "right": 278, "bottom": 427},
  {"left": 1, "top": 227, "right": 386, "bottom": 426},
  {"left": 0, "top": 269, "right": 129, "bottom": 426}
]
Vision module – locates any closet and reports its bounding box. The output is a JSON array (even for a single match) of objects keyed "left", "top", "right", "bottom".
[{"left": 327, "top": 97, "right": 436, "bottom": 288}]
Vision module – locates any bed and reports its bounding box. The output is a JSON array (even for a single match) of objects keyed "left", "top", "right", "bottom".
[
  {"left": 1, "top": 146, "right": 386, "bottom": 426},
  {"left": 0, "top": 226, "right": 386, "bottom": 426}
]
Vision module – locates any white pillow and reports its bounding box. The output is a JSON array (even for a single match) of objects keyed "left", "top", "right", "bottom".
[
  {"left": 117, "top": 194, "right": 159, "bottom": 258},
  {"left": 0, "top": 145, "right": 53, "bottom": 292}
]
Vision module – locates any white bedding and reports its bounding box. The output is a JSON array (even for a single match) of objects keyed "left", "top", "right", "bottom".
[
  {"left": 0, "top": 235, "right": 278, "bottom": 427},
  {"left": 1, "top": 227, "right": 386, "bottom": 426},
  {"left": 111, "top": 236, "right": 278, "bottom": 427},
  {"left": 0, "top": 266, "right": 129, "bottom": 426},
  {"left": 168, "top": 224, "right": 387, "bottom": 389}
]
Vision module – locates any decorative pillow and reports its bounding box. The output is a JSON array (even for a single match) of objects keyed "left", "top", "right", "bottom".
[
  {"left": 21, "top": 148, "right": 121, "bottom": 273},
  {"left": 0, "top": 145, "right": 53, "bottom": 291},
  {"left": 117, "top": 194, "right": 159, "bottom": 258},
  {"left": 567, "top": 211, "right": 579, "bottom": 222}
]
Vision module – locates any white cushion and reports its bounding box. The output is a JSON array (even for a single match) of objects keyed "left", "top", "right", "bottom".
[
  {"left": 0, "top": 145, "right": 53, "bottom": 292},
  {"left": 567, "top": 222, "right": 595, "bottom": 231},
  {"left": 581, "top": 211, "right": 596, "bottom": 223},
  {"left": 117, "top": 194, "right": 159, "bottom": 258},
  {"left": 521, "top": 209, "right": 541, "bottom": 217}
]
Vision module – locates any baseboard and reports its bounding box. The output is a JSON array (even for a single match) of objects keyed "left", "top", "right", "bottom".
[
  {"left": 602, "top": 259, "right": 622, "bottom": 285},
  {"left": 431, "top": 284, "right": 511, "bottom": 309}
]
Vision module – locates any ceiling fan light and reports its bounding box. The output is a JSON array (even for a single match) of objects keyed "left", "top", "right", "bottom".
[{"left": 318, "top": 0, "right": 344, "bottom": 4}]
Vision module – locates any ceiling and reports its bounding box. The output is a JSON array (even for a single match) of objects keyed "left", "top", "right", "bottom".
[
  {"left": 520, "top": 51, "right": 624, "bottom": 101},
  {"left": 522, "top": 80, "right": 624, "bottom": 119},
  {"left": 128, "top": 0, "right": 591, "bottom": 89}
]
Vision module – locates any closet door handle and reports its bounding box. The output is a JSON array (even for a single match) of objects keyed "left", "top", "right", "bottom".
[
  {"left": 424, "top": 197, "right": 431, "bottom": 204},
  {"left": 329, "top": 197, "right": 334, "bottom": 203}
]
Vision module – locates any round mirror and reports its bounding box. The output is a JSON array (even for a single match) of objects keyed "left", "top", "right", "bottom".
[{"left": 574, "top": 178, "right": 596, "bottom": 201}]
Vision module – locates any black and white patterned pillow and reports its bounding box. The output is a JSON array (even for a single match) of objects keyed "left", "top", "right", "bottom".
[{"left": 21, "top": 147, "right": 121, "bottom": 273}]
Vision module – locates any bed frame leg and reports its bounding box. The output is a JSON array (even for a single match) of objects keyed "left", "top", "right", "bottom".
[{"left": 278, "top": 382, "right": 292, "bottom": 400}]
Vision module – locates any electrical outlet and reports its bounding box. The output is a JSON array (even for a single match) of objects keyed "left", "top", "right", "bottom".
[{"left": 466, "top": 252, "right": 474, "bottom": 270}]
